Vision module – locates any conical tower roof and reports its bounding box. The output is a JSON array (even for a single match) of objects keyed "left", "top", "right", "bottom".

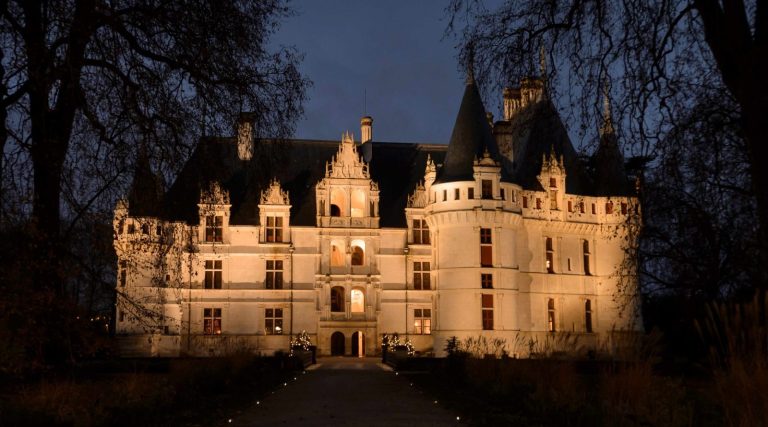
[
  {"left": 128, "top": 145, "right": 165, "bottom": 217},
  {"left": 435, "top": 77, "right": 500, "bottom": 183},
  {"left": 593, "top": 93, "right": 631, "bottom": 196}
]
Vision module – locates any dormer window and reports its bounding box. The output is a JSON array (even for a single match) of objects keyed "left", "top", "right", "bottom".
[
  {"left": 482, "top": 180, "right": 492, "bottom": 199},
  {"left": 205, "top": 216, "right": 223, "bottom": 243},
  {"left": 266, "top": 216, "right": 283, "bottom": 242},
  {"left": 549, "top": 178, "right": 557, "bottom": 188},
  {"left": 412, "top": 219, "right": 430, "bottom": 244}
]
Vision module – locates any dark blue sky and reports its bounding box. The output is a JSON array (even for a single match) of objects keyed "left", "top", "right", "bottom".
[{"left": 272, "top": 1, "right": 471, "bottom": 144}]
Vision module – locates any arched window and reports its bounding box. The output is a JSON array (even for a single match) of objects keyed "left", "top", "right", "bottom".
[
  {"left": 331, "top": 240, "right": 345, "bottom": 266},
  {"left": 351, "top": 189, "right": 366, "bottom": 217},
  {"left": 330, "top": 188, "right": 346, "bottom": 217},
  {"left": 331, "top": 286, "right": 345, "bottom": 312},
  {"left": 351, "top": 240, "right": 365, "bottom": 266},
  {"left": 547, "top": 298, "right": 556, "bottom": 332},
  {"left": 350, "top": 288, "right": 365, "bottom": 313}
]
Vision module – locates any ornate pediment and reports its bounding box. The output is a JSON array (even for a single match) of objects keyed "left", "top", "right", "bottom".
[
  {"left": 326, "top": 131, "right": 370, "bottom": 179},
  {"left": 200, "top": 181, "right": 230, "bottom": 205},
  {"left": 540, "top": 147, "right": 565, "bottom": 176},
  {"left": 407, "top": 182, "right": 428, "bottom": 208},
  {"left": 260, "top": 178, "right": 290, "bottom": 205}
]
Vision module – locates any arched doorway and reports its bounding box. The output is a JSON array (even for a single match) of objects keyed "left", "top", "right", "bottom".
[
  {"left": 331, "top": 331, "right": 345, "bottom": 356},
  {"left": 351, "top": 331, "right": 364, "bottom": 357}
]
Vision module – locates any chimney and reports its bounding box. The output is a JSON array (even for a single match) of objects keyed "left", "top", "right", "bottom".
[
  {"left": 503, "top": 87, "right": 522, "bottom": 121},
  {"left": 237, "top": 113, "right": 253, "bottom": 161},
  {"left": 360, "top": 115, "right": 373, "bottom": 143}
]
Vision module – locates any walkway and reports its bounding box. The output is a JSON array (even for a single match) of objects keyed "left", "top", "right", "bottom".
[{"left": 229, "top": 357, "right": 461, "bottom": 426}]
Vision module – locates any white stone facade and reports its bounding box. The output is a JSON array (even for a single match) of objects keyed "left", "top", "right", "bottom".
[{"left": 114, "top": 83, "right": 640, "bottom": 358}]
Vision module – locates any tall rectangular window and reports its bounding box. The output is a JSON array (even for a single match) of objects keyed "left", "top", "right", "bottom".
[
  {"left": 568, "top": 200, "right": 573, "bottom": 212},
  {"left": 203, "top": 308, "right": 222, "bottom": 335},
  {"left": 265, "top": 308, "right": 283, "bottom": 335},
  {"left": 455, "top": 188, "right": 460, "bottom": 200},
  {"left": 583, "top": 240, "right": 591, "bottom": 276},
  {"left": 204, "top": 260, "right": 222, "bottom": 289},
  {"left": 549, "top": 177, "right": 557, "bottom": 188},
  {"left": 536, "top": 198, "right": 542, "bottom": 209},
  {"left": 119, "top": 260, "right": 127, "bottom": 287},
  {"left": 481, "top": 273, "right": 493, "bottom": 289},
  {"left": 621, "top": 202, "right": 628, "bottom": 215},
  {"left": 266, "top": 260, "right": 283, "bottom": 289},
  {"left": 413, "top": 219, "right": 430, "bottom": 244},
  {"left": 482, "top": 294, "right": 494, "bottom": 330},
  {"left": 579, "top": 201, "right": 585, "bottom": 213},
  {"left": 266, "top": 216, "right": 283, "bottom": 242},
  {"left": 606, "top": 202, "right": 614, "bottom": 214},
  {"left": 205, "top": 215, "right": 223, "bottom": 242},
  {"left": 545, "top": 237, "right": 554, "bottom": 274},
  {"left": 550, "top": 191, "right": 558, "bottom": 210},
  {"left": 413, "top": 261, "right": 431, "bottom": 290},
  {"left": 480, "top": 228, "right": 492, "bottom": 267},
  {"left": 585, "top": 299, "right": 593, "bottom": 333},
  {"left": 482, "top": 180, "right": 492, "bottom": 199},
  {"left": 523, "top": 197, "right": 528, "bottom": 208},
  {"left": 443, "top": 189, "right": 447, "bottom": 201},
  {"left": 547, "top": 299, "right": 556, "bottom": 332},
  {"left": 414, "top": 308, "right": 432, "bottom": 334},
  {"left": 468, "top": 188, "right": 475, "bottom": 199},
  {"left": 500, "top": 188, "right": 505, "bottom": 200},
  {"left": 591, "top": 203, "right": 596, "bottom": 214}
]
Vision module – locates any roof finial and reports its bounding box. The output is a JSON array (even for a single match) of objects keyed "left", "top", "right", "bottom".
[{"left": 465, "top": 41, "right": 476, "bottom": 85}]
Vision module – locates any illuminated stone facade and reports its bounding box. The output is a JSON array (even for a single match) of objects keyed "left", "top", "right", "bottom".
[{"left": 114, "top": 76, "right": 640, "bottom": 357}]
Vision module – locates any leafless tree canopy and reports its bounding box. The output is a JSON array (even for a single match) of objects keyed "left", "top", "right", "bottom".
[{"left": 447, "top": 0, "right": 767, "bottom": 295}]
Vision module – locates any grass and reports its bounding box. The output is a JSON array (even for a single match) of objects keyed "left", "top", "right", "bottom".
[{"left": 0, "top": 353, "right": 302, "bottom": 427}]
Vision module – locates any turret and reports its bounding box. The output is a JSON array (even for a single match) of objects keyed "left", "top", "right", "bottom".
[{"left": 360, "top": 115, "right": 373, "bottom": 162}]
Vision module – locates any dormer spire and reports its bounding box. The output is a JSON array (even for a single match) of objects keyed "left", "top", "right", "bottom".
[
  {"left": 465, "top": 41, "right": 476, "bottom": 85},
  {"left": 600, "top": 81, "right": 615, "bottom": 136}
]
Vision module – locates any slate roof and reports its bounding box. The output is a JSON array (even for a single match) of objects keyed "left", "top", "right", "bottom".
[
  {"left": 153, "top": 138, "right": 446, "bottom": 228},
  {"left": 435, "top": 79, "right": 501, "bottom": 183}
]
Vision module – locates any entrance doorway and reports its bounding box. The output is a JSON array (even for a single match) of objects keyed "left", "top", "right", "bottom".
[
  {"left": 331, "top": 331, "right": 345, "bottom": 356},
  {"left": 351, "top": 331, "right": 364, "bottom": 357}
]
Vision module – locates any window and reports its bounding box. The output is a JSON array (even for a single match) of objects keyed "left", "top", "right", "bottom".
[
  {"left": 414, "top": 262, "right": 431, "bottom": 290},
  {"left": 568, "top": 200, "right": 573, "bottom": 212},
  {"left": 414, "top": 309, "right": 431, "bottom": 334},
  {"left": 567, "top": 258, "right": 572, "bottom": 271},
  {"left": 523, "top": 197, "right": 528, "bottom": 208},
  {"left": 481, "top": 273, "right": 493, "bottom": 289},
  {"left": 591, "top": 203, "right": 596, "bottom": 214},
  {"left": 331, "top": 286, "right": 345, "bottom": 312},
  {"left": 331, "top": 240, "right": 345, "bottom": 266},
  {"left": 156, "top": 225, "right": 163, "bottom": 236},
  {"left": 203, "top": 308, "right": 222, "bottom": 335},
  {"left": 549, "top": 177, "right": 557, "bottom": 188},
  {"left": 351, "top": 288, "right": 364, "bottom": 313},
  {"left": 118, "top": 219, "right": 125, "bottom": 235},
  {"left": 330, "top": 189, "right": 346, "bottom": 217},
  {"left": 585, "top": 299, "right": 593, "bottom": 333},
  {"left": 204, "top": 260, "right": 222, "bottom": 289},
  {"left": 468, "top": 188, "right": 475, "bottom": 199},
  {"left": 606, "top": 202, "right": 614, "bottom": 214},
  {"left": 141, "top": 223, "right": 149, "bottom": 235},
  {"left": 127, "top": 223, "right": 135, "bottom": 234},
  {"left": 119, "top": 311, "right": 125, "bottom": 322},
  {"left": 266, "top": 260, "right": 283, "bottom": 289},
  {"left": 119, "top": 260, "right": 127, "bottom": 287},
  {"left": 550, "top": 190, "right": 558, "bottom": 210},
  {"left": 412, "top": 219, "right": 430, "bottom": 244},
  {"left": 536, "top": 198, "right": 542, "bottom": 209},
  {"left": 482, "top": 294, "right": 494, "bottom": 330},
  {"left": 351, "top": 189, "right": 366, "bottom": 217},
  {"left": 266, "top": 216, "right": 283, "bottom": 242},
  {"left": 265, "top": 308, "right": 283, "bottom": 335},
  {"left": 579, "top": 201, "right": 585, "bottom": 214},
  {"left": 482, "top": 180, "right": 492, "bottom": 199},
  {"left": 443, "top": 189, "right": 447, "bottom": 201},
  {"left": 455, "top": 188, "right": 460, "bottom": 200},
  {"left": 621, "top": 202, "right": 628, "bottom": 215},
  {"left": 480, "top": 228, "right": 492, "bottom": 267},
  {"left": 205, "top": 215, "right": 223, "bottom": 242},
  {"left": 500, "top": 188, "right": 506, "bottom": 200},
  {"left": 547, "top": 299, "right": 556, "bottom": 332},
  {"left": 583, "top": 240, "right": 591, "bottom": 276},
  {"left": 351, "top": 241, "right": 365, "bottom": 266},
  {"left": 545, "top": 237, "right": 554, "bottom": 273}
]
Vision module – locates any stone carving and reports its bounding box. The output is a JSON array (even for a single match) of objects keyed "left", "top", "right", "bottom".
[
  {"left": 200, "top": 181, "right": 230, "bottom": 205},
  {"left": 260, "top": 178, "right": 290, "bottom": 205}
]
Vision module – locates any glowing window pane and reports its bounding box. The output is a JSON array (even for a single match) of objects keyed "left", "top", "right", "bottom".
[{"left": 351, "top": 289, "right": 364, "bottom": 313}]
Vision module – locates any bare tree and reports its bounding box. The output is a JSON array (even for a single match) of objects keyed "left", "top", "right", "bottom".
[
  {"left": 0, "top": 0, "right": 308, "bottom": 366},
  {"left": 447, "top": 0, "right": 767, "bottom": 291}
]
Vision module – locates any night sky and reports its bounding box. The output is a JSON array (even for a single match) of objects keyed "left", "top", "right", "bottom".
[{"left": 272, "top": 1, "right": 469, "bottom": 144}]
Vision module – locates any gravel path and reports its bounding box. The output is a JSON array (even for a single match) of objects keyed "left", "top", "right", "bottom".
[{"left": 228, "top": 357, "right": 462, "bottom": 426}]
